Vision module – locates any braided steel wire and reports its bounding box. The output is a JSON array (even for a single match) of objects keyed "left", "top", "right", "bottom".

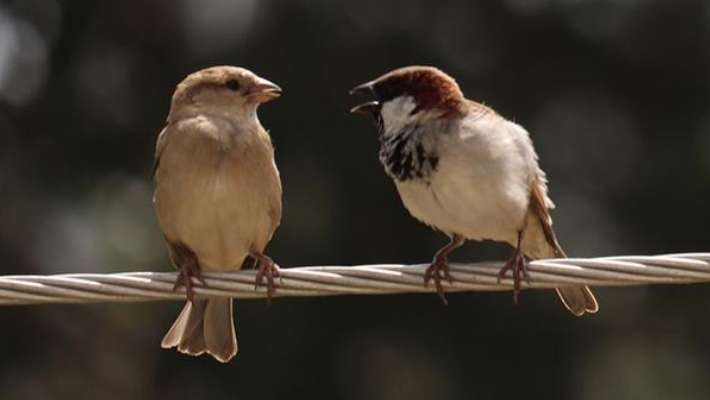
[{"left": 0, "top": 253, "right": 708, "bottom": 305}]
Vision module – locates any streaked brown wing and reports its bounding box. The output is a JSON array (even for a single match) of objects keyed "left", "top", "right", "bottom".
[{"left": 529, "top": 175, "right": 567, "bottom": 258}]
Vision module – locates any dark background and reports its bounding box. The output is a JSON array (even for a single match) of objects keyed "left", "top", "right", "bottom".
[{"left": 1, "top": 0, "right": 710, "bottom": 399}]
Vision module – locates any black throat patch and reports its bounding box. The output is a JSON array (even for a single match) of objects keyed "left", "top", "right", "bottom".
[{"left": 378, "top": 124, "right": 439, "bottom": 183}]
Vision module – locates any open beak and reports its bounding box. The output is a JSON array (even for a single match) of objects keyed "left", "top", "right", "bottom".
[
  {"left": 349, "top": 81, "right": 374, "bottom": 96},
  {"left": 349, "top": 101, "right": 380, "bottom": 115},
  {"left": 247, "top": 77, "right": 282, "bottom": 103},
  {"left": 349, "top": 81, "right": 380, "bottom": 116}
]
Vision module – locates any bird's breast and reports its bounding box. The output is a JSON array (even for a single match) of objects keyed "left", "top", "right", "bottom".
[
  {"left": 378, "top": 124, "right": 439, "bottom": 182},
  {"left": 391, "top": 117, "right": 531, "bottom": 244},
  {"left": 154, "top": 124, "right": 281, "bottom": 271}
]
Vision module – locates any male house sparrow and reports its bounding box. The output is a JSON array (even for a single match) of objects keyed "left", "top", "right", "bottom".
[
  {"left": 350, "top": 66, "right": 598, "bottom": 316},
  {"left": 153, "top": 66, "right": 283, "bottom": 362}
]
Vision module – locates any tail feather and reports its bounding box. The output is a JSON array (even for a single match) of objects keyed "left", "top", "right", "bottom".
[
  {"left": 541, "top": 237, "right": 599, "bottom": 316},
  {"left": 161, "top": 298, "right": 237, "bottom": 363},
  {"left": 203, "top": 298, "right": 237, "bottom": 360},
  {"left": 555, "top": 286, "right": 599, "bottom": 316},
  {"left": 523, "top": 211, "right": 599, "bottom": 316}
]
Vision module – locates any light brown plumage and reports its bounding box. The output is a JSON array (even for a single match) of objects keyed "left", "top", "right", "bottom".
[{"left": 153, "top": 66, "right": 282, "bottom": 362}]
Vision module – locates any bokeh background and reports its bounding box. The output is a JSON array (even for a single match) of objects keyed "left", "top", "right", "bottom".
[{"left": 1, "top": 0, "right": 710, "bottom": 398}]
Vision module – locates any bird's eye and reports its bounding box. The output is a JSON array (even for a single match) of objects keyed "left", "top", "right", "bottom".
[{"left": 225, "top": 79, "right": 240, "bottom": 91}]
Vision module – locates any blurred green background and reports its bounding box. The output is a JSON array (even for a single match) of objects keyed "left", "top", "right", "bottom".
[{"left": 1, "top": 0, "right": 710, "bottom": 399}]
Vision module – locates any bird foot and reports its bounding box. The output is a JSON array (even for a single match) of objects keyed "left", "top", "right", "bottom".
[
  {"left": 424, "top": 255, "right": 453, "bottom": 305},
  {"left": 497, "top": 248, "right": 530, "bottom": 304},
  {"left": 173, "top": 259, "right": 205, "bottom": 303},
  {"left": 251, "top": 253, "right": 281, "bottom": 302}
]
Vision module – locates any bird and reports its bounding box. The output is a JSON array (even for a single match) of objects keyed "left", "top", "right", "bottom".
[
  {"left": 349, "top": 65, "right": 598, "bottom": 316},
  {"left": 153, "top": 66, "right": 283, "bottom": 362}
]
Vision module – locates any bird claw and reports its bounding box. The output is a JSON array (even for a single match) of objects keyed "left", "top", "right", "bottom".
[
  {"left": 424, "top": 257, "right": 452, "bottom": 305},
  {"left": 252, "top": 253, "right": 280, "bottom": 302},
  {"left": 173, "top": 260, "right": 205, "bottom": 303},
  {"left": 497, "top": 249, "right": 529, "bottom": 304},
  {"left": 423, "top": 235, "right": 464, "bottom": 305}
]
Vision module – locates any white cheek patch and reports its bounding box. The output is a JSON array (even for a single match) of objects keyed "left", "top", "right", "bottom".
[{"left": 380, "top": 96, "right": 417, "bottom": 135}]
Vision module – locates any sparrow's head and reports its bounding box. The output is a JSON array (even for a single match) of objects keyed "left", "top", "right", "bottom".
[
  {"left": 168, "top": 66, "right": 281, "bottom": 120},
  {"left": 349, "top": 66, "right": 465, "bottom": 129}
]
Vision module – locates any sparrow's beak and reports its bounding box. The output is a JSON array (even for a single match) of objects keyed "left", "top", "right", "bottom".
[
  {"left": 349, "top": 81, "right": 380, "bottom": 116},
  {"left": 349, "top": 81, "right": 374, "bottom": 96},
  {"left": 247, "top": 77, "right": 282, "bottom": 103},
  {"left": 349, "top": 101, "right": 381, "bottom": 115}
]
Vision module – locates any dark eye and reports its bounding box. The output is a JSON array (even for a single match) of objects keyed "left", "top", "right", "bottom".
[{"left": 225, "top": 79, "right": 240, "bottom": 91}]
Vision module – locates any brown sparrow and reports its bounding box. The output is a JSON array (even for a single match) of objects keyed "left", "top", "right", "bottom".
[
  {"left": 350, "top": 66, "right": 598, "bottom": 316},
  {"left": 153, "top": 66, "right": 283, "bottom": 362}
]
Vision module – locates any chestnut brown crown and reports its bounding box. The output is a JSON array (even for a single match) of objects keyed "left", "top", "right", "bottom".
[{"left": 350, "top": 66, "right": 466, "bottom": 117}]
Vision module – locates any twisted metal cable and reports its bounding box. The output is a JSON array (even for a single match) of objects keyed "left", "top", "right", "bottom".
[{"left": 0, "top": 253, "right": 708, "bottom": 305}]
